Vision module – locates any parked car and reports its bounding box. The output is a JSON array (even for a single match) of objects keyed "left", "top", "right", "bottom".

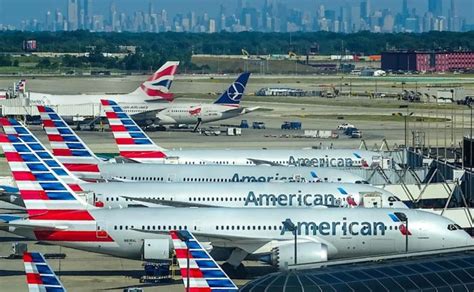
[
  {"left": 338, "top": 123, "right": 355, "bottom": 130},
  {"left": 252, "top": 121, "right": 266, "bottom": 129},
  {"left": 351, "top": 130, "right": 362, "bottom": 138}
]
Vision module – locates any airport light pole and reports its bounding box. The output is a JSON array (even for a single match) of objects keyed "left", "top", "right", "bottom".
[
  {"left": 282, "top": 219, "right": 298, "bottom": 265},
  {"left": 176, "top": 231, "right": 190, "bottom": 292}
]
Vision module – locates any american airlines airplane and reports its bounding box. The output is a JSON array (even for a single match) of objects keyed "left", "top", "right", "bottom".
[
  {"left": 0, "top": 128, "right": 400, "bottom": 211},
  {"left": 23, "top": 252, "right": 66, "bottom": 292},
  {"left": 0, "top": 133, "right": 471, "bottom": 273},
  {"left": 170, "top": 230, "right": 238, "bottom": 291},
  {"left": 0, "top": 117, "right": 366, "bottom": 185}
]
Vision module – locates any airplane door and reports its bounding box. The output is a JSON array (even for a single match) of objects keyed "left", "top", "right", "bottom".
[
  {"left": 167, "top": 174, "right": 176, "bottom": 182},
  {"left": 360, "top": 192, "right": 382, "bottom": 208},
  {"left": 96, "top": 221, "right": 108, "bottom": 239}
]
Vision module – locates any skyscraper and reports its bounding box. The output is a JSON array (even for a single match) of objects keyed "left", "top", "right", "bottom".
[
  {"left": 402, "top": 0, "right": 409, "bottom": 17},
  {"left": 67, "top": 0, "right": 78, "bottom": 31},
  {"left": 360, "top": 0, "right": 370, "bottom": 20},
  {"left": 428, "top": 0, "right": 443, "bottom": 17},
  {"left": 84, "top": 0, "right": 92, "bottom": 29}
]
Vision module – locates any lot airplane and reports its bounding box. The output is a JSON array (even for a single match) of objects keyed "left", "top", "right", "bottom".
[{"left": 0, "top": 133, "right": 471, "bottom": 273}]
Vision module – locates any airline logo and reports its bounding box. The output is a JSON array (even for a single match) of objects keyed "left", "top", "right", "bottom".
[
  {"left": 189, "top": 107, "right": 202, "bottom": 116},
  {"left": 0, "top": 134, "right": 114, "bottom": 242},
  {"left": 288, "top": 154, "right": 366, "bottom": 168},
  {"left": 230, "top": 173, "right": 308, "bottom": 183},
  {"left": 170, "top": 230, "right": 238, "bottom": 292},
  {"left": 389, "top": 213, "right": 412, "bottom": 236},
  {"left": 227, "top": 81, "right": 245, "bottom": 101},
  {"left": 0, "top": 117, "right": 84, "bottom": 191},
  {"left": 140, "top": 61, "right": 179, "bottom": 101},
  {"left": 214, "top": 72, "right": 250, "bottom": 105},
  {"left": 244, "top": 191, "right": 341, "bottom": 207},
  {"left": 23, "top": 252, "right": 66, "bottom": 292},
  {"left": 101, "top": 99, "right": 167, "bottom": 163},
  {"left": 280, "top": 218, "right": 386, "bottom": 236},
  {"left": 37, "top": 106, "right": 102, "bottom": 181}
]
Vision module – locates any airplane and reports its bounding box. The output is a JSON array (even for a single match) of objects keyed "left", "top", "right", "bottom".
[
  {"left": 170, "top": 230, "right": 238, "bottom": 291},
  {"left": 0, "top": 130, "right": 402, "bottom": 211},
  {"left": 23, "top": 61, "right": 178, "bottom": 106},
  {"left": 96, "top": 99, "right": 391, "bottom": 167},
  {"left": 23, "top": 252, "right": 66, "bottom": 292},
  {"left": 0, "top": 117, "right": 368, "bottom": 186},
  {"left": 0, "top": 133, "right": 471, "bottom": 274}
]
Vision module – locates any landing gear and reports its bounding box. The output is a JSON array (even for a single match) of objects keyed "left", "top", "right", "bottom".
[
  {"left": 221, "top": 262, "right": 247, "bottom": 279},
  {"left": 192, "top": 118, "right": 202, "bottom": 132}
]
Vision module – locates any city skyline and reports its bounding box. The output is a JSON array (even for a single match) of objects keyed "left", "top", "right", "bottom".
[{"left": 0, "top": 0, "right": 473, "bottom": 33}]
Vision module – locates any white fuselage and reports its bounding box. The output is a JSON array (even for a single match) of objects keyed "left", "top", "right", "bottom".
[
  {"left": 80, "top": 182, "right": 406, "bottom": 209},
  {"left": 27, "top": 93, "right": 242, "bottom": 125},
  {"left": 12, "top": 208, "right": 472, "bottom": 261},
  {"left": 98, "top": 164, "right": 367, "bottom": 184}
]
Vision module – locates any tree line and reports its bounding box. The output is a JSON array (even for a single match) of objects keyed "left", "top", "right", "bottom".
[{"left": 1, "top": 30, "right": 474, "bottom": 71}]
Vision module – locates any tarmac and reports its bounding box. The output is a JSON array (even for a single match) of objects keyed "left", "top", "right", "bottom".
[{"left": 0, "top": 74, "right": 473, "bottom": 291}]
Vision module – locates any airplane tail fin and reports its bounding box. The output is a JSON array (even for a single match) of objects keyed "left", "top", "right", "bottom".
[
  {"left": 0, "top": 117, "right": 84, "bottom": 191},
  {"left": 23, "top": 252, "right": 66, "bottom": 292},
  {"left": 132, "top": 61, "right": 179, "bottom": 102},
  {"left": 213, "top": 72, "right": 251, "bottom": 106},
  {"left": 0, "top": 134, "right": 92, "bottom": 218},
  {"left": 170, "top": 230, "right": 238, "bottom": 292},
  {"left": 37, "top": 106, "right": 102, "bottom": 181},
  {"left": 101, "top": 99, "right": 167, "bottom": 163}
]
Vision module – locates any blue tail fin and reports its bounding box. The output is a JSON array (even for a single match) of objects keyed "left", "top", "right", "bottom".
[{"left": 214, "top": 72, "right": 251, "bottom": 105}]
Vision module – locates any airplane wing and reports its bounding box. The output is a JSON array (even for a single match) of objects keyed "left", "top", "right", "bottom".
[
  {"left": 247, "top": 158, "right": 283, "bottom": 166},
  {"left": 121, "top": 196, "right": 221, "bottom": 208},
  {"left": 23, "top": 252, "right": 66, "bottom": 292},
  {"left": 130, "top": 108, "right": 165, "bottom": 121},
  {"left": 170, "top": 230, "right": 238, "bottom": 292},
  {"left": 241, "top": 106, "right": 261, "bottom": 114}
]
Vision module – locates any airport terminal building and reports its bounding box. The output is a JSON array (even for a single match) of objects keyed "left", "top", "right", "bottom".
[{"left": 382, "top": 51, "right": 474, "bottom": 72}]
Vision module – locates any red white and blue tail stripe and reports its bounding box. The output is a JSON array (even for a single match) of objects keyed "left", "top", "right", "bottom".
[
  {"left": 101, "top": 99, "right": 167, "bottom": 163},
  {"left": 37, "top": 106, "right": 102, "bottom": 181},
  {"left": 137, "top": 61, "right": 179, "bottom": 101},
  {"left": 0, "top": 117, "right": 84, "bottom": 191},
  {"left": 23, "top": 252, "right": 66, "bottom": 292},
  {"left": 170, "top": 230, "right": 238, "bottom": 292},
  {"left": 0, "top": 134, "right": 114, "bottom": 242}
]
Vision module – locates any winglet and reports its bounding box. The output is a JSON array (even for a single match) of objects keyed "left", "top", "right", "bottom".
[
  {"left": 170, "top": 230, "right": 238, "bottom": 291},
  {"left": 101, "top": 99, "right": 168, "bottom": 163},
  {"left": 23, "top": 252, "right": 67, "bottom": 292}
]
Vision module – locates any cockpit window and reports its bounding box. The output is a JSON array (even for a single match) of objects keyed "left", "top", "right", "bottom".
[{"left": 448, "top": 224, "right": 461, "bottom": 231}]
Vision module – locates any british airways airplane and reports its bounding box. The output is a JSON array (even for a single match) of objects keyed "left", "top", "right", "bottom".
[
  {"left": 26, "top": 61, "right": 178, "bottom": 105},
  {"left": 0, "top": 133, "right": 471, "bottom": 274}
]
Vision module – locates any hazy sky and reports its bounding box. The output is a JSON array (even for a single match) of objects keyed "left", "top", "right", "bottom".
[{"left": 1, "top": 0, "right": 473, "bottom": 26}]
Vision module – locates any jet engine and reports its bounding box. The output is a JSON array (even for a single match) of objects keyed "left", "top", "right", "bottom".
[{"left": 261, "top": 242, "right": 328, "bottom": 270}]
